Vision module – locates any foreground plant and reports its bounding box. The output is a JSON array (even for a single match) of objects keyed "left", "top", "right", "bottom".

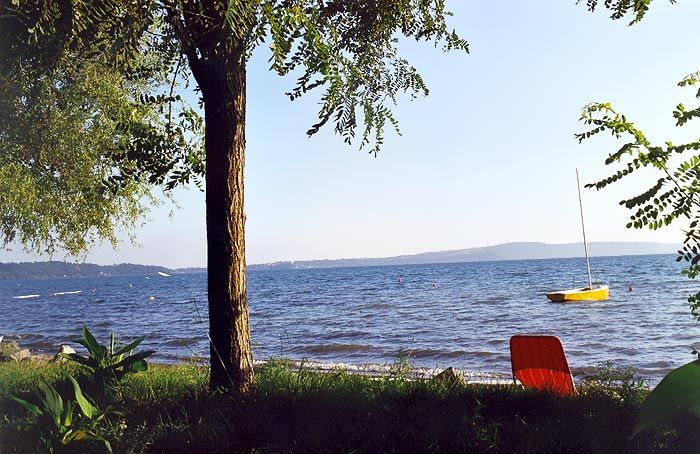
[
  {"left": 579, "top": 361, "right": 648, "bottom": 406},
  {"left": 578, "top": 67, "right": 700, "bottom": 438},
  {"left": 11, "top": 376, "right": 120, "bottom": 453},
  {"left": 61, "top": 325, "right": 155, "bottom": 382}
]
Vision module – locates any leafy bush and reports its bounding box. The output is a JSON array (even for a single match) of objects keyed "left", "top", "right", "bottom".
[
  {"left": 60, "top": 325, "right": 154, "bottom": 382},
  {"left": 389, "top": 347, "right": 414, "bottom": 379},
  {"left": 11, "top": 376, "right": 120, "bottom": 453},
  {"left": 579, "top": 361, "right": 648, "bottom": 406}
]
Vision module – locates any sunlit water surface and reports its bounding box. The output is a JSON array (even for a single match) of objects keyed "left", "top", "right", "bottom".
[{"left": 1, "top": 255, "right": 698, "bottom": 382}]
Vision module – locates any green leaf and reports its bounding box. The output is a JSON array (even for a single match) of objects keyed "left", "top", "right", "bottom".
[
  {"left": 634, "top": 359, "right": 700, "bottom": 436},
  {"left": 62, "top": 400, "right": 73, "bottom": 427},
  {"left": 127, "top": 359, "right": 148, "bottom": 372},
  {"left": 38, "top": 380, "right": 64, "bottom": 427},
  {"left": 69, "top": 376, "right": 96, "bottom": 419},
  {"left": 10, "top": 396, "right": 42, "bottom": 418},
  {"left": 81, "top": 324, "right": 107, "bottom": 363},
  {"left": 109, "top": 350, "right": 155, "bottom": 371},
  {"left": 60, "top": 352, "right": 99, "bottom": 369},
  {"left": 112, "top": 337, "right": 145, "bottom": 357},
  {"left": 64, "top": 430, "right": 113, "bottom": 454}
]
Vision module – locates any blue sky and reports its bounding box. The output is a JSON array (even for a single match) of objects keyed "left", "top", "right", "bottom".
[{"left": 4, "top": 1, "right": 699, "bottom": 268}]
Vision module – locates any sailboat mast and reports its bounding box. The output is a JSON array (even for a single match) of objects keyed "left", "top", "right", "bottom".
[{"left": 576, "top": 168, "right": 593, "bottom": 289}]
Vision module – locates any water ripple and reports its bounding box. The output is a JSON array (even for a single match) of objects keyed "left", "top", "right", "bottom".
[{"left": 0, "top": 255, "right": 698, "bottom": 383}]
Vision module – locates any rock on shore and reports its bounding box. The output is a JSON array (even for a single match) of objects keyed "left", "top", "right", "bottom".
[{"left": 0, "top": 340, "right": 62, "bottom": 363}]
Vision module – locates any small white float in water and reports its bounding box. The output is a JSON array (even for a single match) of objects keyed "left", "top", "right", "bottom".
[
  {"left": 13, "top": 294, "right": 40, "bottom": 299},
  {"left": 53, "top": 291, "right": 82, "bottom": 296},
  {"left": 157, "top": 271, "right": 171, "bottom": 277}
]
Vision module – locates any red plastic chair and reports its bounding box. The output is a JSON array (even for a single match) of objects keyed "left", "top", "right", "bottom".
[{"left": 509, "top": 335, "right": 577, "bottom": 396}]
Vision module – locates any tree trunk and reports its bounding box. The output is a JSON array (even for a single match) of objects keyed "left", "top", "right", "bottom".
[{"left": 197, "top": 51, "right": 254, "bottom": 394}]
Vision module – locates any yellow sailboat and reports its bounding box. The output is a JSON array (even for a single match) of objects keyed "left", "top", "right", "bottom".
[{"left": 546, "top": 169, "right": 609, "bottom": 303}]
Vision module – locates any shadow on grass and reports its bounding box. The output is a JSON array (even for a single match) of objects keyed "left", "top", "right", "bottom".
[{"left": 1, "top": 361, "right": 699, "bottom": 453}]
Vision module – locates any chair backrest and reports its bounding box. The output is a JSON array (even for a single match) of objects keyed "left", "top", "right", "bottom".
[{"left": 509, "top": 335, "right": 576, "bottom": 396}]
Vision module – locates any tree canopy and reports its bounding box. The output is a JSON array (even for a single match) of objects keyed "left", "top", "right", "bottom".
[
  {"left": 577, "top": 0, "right": 700, "bottom": 322},
  {"left": 2, "top": 0, "right": 469, "bottom": 392},
  {"left": 1, "top": 1, "right": 468, "bottom": 254},
  {"left": 580, "top": 0, "right": 676, "bottom": 24},
  {"left": 578, "top": 75, "right": 700, "bottom": 322},
  {"left": 0, "top": 1, "right": 204, "bottom": 255}
]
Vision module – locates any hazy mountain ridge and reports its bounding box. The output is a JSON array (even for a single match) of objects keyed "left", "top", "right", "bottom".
[
  {"left": 248, "top": 242, "right": 679, "bottom": 270},
  {"left": 0, "top": 242, "right": 679, "bottom": 279}
]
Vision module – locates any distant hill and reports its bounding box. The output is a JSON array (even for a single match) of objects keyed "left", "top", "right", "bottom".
[
  {"left": 248, "top": 241, "right": 679, "bottom": 270},
  {"left": 0, "top": 261, "right": 174, "bottom": 280},
  {"left": 0, "top": 242, "right": 679, "bottom": 279}
]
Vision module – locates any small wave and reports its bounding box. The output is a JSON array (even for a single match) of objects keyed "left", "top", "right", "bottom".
[
  {"left": 323, "top": 330, "right": 369, "bottom": 340},
  {"left": 472, "top": 351, "right": 501, "bottom": 359},
  {"left": 475, "top": 298, "right": 502, "bottom": 305},
  {"left": 366, "top": 302, "right": 391, "bottom": 309},
  {"left": 13, "top": 294, "right": 40, "bottom": 299},
  {"left": 580, "top": 342, "right": 606, "bottom": 349},
  {"left": 640, "top": 360, "right": 674, "bottom": 369},
  {"left": 301, "top": 344, "right": 379, "bottom": 355},
  {"left": 407, "top": 348, "right": 471, "bottom": 359},
  {"left": 163, "top": 338, "right": 200, "bottom": 347},
  {"left": 24, "top": 340, "right": 56, "bottom": 349},
  {"left": 609, "top": 346, "right": 640, "bottom": 355},
  {"left": 254, "top": 359, "right": 512, "bottom": 382}
]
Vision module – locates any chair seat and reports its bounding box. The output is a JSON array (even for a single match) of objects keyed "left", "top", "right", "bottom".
[{"left": 510, "top": 335, "right": 576, "bottom": 396}]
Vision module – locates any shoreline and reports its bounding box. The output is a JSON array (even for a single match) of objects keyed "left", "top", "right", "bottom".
[
  {"left": 1, "top": 343, "right": 514, "bottom": 385},
  {"left": 0, "top": 337, "right": 660, "bottom": 385}
]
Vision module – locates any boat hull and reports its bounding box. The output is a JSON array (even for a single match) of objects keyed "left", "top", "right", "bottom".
[{"left": 546, "top": 285, "right": 609, "bottom": 302}]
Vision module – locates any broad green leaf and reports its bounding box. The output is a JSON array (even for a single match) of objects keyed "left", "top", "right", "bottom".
[
  {"left": 63, "top": 429, "right": 88, "bottom": 443},
  {"left": 112, "top": 337, "right": 145, "bottom": 357},
  {"left": 38, "top": 380, "right": 64, "bottom": 428},
  {"left": 82, "top": 324, "right": 107, "bottom": 362},
  {"left": 61, "top": 428, "right": 75, "bottom": 445},
  {"left": 69, "top": 376, "right": 96, "bottom": 419},
  {"left": 62, "top": 400, "right": 73, "bottom": 427},
  {"left": 10, "top": 396, "right": 42, "bottom": 418},
  {"left": 109, "top": 350, "right": 155, "bottom": 371},
  {"left": 60, "top": 352, "right": 99, "bottom": 369},
  {"left": 64, "top": 430, "right": 112, "bottom": 454},
  {"left": 127, "top": 359, "right": 148, "bottom": 373},
  {"left": 634, "top": 360, "right": 700, "bottom": 436}
]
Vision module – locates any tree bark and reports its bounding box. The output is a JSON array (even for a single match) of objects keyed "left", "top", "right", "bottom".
[{"left": 196, "top": 51, "right": 254, "bottom": 394}]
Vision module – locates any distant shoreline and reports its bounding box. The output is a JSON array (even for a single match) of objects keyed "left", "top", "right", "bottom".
[{"left": 0, "top": 241, "right": 679, "bottom": 280}]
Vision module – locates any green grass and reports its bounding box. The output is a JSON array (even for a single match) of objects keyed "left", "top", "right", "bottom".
[
  {"left": 0, "top": 361, "right": 79, "bottom": 399},
  {"left": 0, "top": 360, "right": 698, "bottom": 453}
]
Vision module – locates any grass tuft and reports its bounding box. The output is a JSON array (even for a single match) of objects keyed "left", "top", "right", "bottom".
[{"left": 1, "top": 360, "right": 699, "bottom": 453}]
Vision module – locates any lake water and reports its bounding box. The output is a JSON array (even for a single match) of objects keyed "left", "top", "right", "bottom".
[{"left": 1, "top": 254, "right": 699, "bottom": 383}]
